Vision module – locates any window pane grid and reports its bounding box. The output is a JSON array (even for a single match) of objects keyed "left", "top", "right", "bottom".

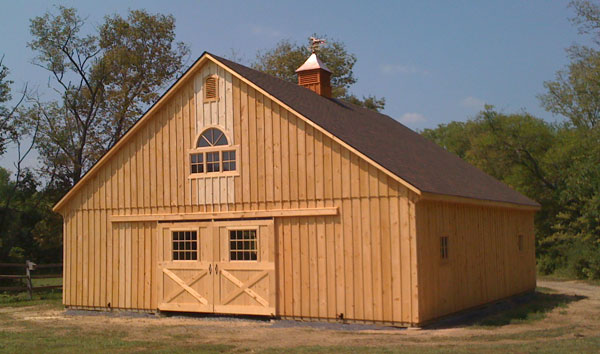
[
  {"left": 197, "top": 128, "right": 229, "bottom": 148},
  {"left": 222, "top": 150, "right": 236, "bottom": 171},
  {"left": 229, "top": 230, "right": 257, "bottom": 261},
  {"left": 206, "top": 151, "right": 220, "bottom": 172},
  {"left": 172, "top": 231, "right": 198, "bottom": 261},
  {"left": 190, "top": 129, "right": 238, "bottom": 175},
  {"left": 190, "top": 153, "right": 204, "bottom": 173}
]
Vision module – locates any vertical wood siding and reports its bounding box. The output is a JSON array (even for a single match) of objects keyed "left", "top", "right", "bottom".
[
  {"left": 415, "top": 201, "right": 536, "bottom": 323},
  {"left": 61, "top": 63, "right": 421, "bottom": 324},
  {"left": 193, "top": 62, "right": 235, "bottom": 205},
  {"left": 60, "top": 59, "right": 533, "bottom": 325}
]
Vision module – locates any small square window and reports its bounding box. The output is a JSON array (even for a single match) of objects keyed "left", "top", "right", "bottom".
[
  {"left": 172, "top": 231, "right": 198, "bottom": 261},
  {"left": 206, "top": 151, "right": 220, "bottom": 172},
  {"left": 229, "top": 230, "right": 257, "bottom": 261},
  {"left": 440, "top": 236, "right": 449, "bottom": 260}
]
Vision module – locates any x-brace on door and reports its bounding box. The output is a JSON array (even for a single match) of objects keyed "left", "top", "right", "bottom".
[{"left": 157, "top": 220, "right": 275, "bottom": 316}]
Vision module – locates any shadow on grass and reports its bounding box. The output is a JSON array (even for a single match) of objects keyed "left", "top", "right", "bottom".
[{"left": 426, "top": 288, "right": 585, "bottom": 329}]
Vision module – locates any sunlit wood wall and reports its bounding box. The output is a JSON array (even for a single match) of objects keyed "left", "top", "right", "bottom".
[
  {"left": 60, "top": 59, "right": 422, "bottom": 325},
  {"left": 415, "top": 201, "right": 536, "bottom": 323},
  {"left": 59, "top": 58, "right": 536, "bottom": 326}
]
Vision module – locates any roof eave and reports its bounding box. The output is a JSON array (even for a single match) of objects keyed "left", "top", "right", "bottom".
[{"left": 419, "top": 191, "right": 541, "bottom": 211}]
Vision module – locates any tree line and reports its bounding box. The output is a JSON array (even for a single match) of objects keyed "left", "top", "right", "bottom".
[
  {"left": 422, "top": 1, "right": 600, "bottom": 279},
  {"left": 1, "top": 2, "right": 598, "bottom": 280}
]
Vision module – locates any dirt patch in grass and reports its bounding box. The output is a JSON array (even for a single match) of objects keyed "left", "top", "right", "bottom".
[{"left": 0, "top": 280, "right": 599, "bottom": 352}]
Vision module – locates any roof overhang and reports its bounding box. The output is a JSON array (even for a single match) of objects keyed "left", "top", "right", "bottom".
[{"left": 419, "top": 192, "right": 541, "bottom": 211}]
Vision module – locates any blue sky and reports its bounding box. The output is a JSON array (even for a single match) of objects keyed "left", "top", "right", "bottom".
[{"left": 0, "top": 0, "right": 586, "bottom": 170}]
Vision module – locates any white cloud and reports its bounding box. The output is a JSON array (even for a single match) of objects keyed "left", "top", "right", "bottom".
[
  {"left": 250, "top": 25, "right": 283, "bottom": 38},
  {"left": 461, "top": 96, "right": 486, "bottom": 109},
  {"left": 381, "top": 64, "right": 429, "bottom": 75},
  {"left": 400, "top": 112, "right": 427, "bottom": 123}
]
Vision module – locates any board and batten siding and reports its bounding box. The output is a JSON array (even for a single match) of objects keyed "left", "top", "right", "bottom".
[
  {"left": 60, "top": 60, "right": 422, "bottom": 325},
  {"left": 415, "top": 201, "right": 536, "bottom": 323},
  {"left": 194, "top": 62, "right": 235, "bottom": 205}
]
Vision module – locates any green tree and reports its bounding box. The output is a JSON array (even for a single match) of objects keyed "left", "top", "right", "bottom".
[
  {"left": 423, "top": 1, "right": 600, "bottom": 280},
  {"left": 421, "top": 121, "right": 473, "bottom": 159},
  {"left": 536, "top": 0, "right": 600, "bottom": 278},
  {"left": 540, "top": 45, "right": 600, "bottom": 130},
  {"left": 540, "top": 0, "right": 600, "bottom": 129},
  {"left": 252, "top": 35, "right": 385, "bottom": 111},
  {"left": 422, "top": 105, "right": 600, "bottom": 279},
  {"left": 0, "top": 57, "right": 12, "bottom": 155},
  {"left": 28, "top": 6, "right": 190, "bottom": 187},
  {"left": 0, "top": 56, "right": 28, "bottom": 156},
  {"left": 422, "top": 108, "right": 560, "bottom": 256}
]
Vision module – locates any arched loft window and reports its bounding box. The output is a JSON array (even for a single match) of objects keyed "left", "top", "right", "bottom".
[
  {"left": 197, "top": 128, "right": 228, "bottom": 147},
  {"left": 189, "top": 127, "right": 239, "bottom": 176}
]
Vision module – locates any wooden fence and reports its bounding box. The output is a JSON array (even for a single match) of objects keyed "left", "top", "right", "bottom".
[{"left": 0, "top": 261, "right": 62, "bottom": 299}]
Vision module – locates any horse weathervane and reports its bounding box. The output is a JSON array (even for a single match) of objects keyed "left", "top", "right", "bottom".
[{"left": 309, "top": 37, "right": 326, "bottom": 53}]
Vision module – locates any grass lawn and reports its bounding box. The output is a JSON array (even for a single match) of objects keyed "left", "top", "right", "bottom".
[
  {"left": 537, "top": 272, "right": 600, "bottom": 286},
  {"left": 0, "top": 282, "right": 599, "bottom": 353}
]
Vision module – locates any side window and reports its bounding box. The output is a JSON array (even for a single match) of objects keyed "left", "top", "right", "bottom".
[
  {"left": 229, "top": 230, "right": 258, "bottom": 261},
  {"left": 172, "top": 231, "right": 198, "bottom": 261},
  {"left": 518, "top": 234, "right": 524, "bottom": 251},
  {"left": 440, "top": 236, "right": 449, "bottom": 260}
]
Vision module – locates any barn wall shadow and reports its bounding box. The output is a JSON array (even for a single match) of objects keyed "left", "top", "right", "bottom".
[{"left": 425, "top": 290, "right": 586, "bottom": 329}]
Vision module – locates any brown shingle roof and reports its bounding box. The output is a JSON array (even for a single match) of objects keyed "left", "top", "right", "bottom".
[{"left": 212, "top": 53, "right": 539, "bottom": 207}]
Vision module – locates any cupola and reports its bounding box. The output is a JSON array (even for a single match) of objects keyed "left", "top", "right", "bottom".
[{"left": 295, "top": 53, "right": 332, "bottom": 98}]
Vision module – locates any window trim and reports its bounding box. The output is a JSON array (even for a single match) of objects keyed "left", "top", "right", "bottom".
[
  {"left": 188, "top": 126, "right": 239, "bottom": 178},
  {"left": 171, "top": 229, "right": 199, "bottom": 262},
  {"left": 226, "top": 226, "right": 260, "bottom": 262},
  {"left": 188, "top": 145, "right": 240, "bottom": 178}
]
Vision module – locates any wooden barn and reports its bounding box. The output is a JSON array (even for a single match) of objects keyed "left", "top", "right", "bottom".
[{"left": 53, "top": 51, "right": 539, "bottom": 326}]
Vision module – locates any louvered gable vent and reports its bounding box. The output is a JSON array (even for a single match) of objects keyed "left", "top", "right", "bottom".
[{"left": 204, "top": 75, "right": 218, "bottom": 102}]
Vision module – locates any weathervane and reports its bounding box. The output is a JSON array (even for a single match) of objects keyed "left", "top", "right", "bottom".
[{"left": 309, "top": 36, "right": 326, "bottom": 53}]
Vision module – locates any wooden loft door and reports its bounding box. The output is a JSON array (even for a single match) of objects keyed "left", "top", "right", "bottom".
[{"left": 157, "top": 220, "right": 275, "bottom": 316}]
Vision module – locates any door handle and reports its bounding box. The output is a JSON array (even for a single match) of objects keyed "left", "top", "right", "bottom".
[
  {"left": 215, "top": 264, "right": 219, "bottom": 275},
  {"left": 209, "top": 264, "right": 212, "bottom": 274}
]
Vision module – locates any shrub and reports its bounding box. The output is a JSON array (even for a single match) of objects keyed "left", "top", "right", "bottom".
[{"left": 568, "top": 241, "right": 600, "bottom": 280}]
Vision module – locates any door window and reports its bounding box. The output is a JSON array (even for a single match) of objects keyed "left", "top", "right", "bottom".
[
  {"left": 172, "top": 231, "right": 198, "bottom": 260},
  {"left": 229, "top": 229, "right": 257, "bottom": 261}
]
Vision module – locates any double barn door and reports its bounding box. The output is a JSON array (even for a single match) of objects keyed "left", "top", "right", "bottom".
[{"left": 157, "top": 220, "right": 275, "bottom": 316}]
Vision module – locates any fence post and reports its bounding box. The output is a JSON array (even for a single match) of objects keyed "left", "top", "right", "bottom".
[{"left": 25, "top": 260, "right": 36, "bottom": 300}]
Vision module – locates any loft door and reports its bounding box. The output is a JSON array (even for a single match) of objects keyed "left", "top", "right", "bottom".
[{"left": 157, "top": 219, "right": 275, "bottom": 316}]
